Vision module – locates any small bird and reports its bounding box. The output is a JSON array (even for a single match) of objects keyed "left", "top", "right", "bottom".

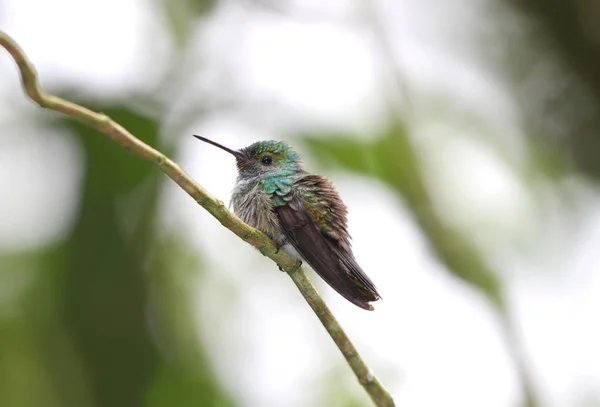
[{"left": 193, "top": 135, "right": 381, "bottom": 310}]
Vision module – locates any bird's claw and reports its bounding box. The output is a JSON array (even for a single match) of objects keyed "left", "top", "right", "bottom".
[{"left": 279, "top": 259, "right": 302, "bottom": 273}]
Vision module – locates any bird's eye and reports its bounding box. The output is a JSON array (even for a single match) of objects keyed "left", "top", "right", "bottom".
[{"left": 261, "top": 156, "right": 272, "bottom": 165}]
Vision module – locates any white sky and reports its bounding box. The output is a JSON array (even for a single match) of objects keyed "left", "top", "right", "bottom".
[{"left": 2, "top": 0, "right": 600, "bottom": 406}]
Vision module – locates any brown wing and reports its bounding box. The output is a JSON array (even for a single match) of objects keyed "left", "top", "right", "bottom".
[{"left": 274, "top": 175, "right": 380, "bottom": 310}]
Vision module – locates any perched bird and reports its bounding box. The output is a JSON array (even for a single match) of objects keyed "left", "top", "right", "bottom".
[{"left": 193, "top": 135, "right": 381, "bottom": 310}]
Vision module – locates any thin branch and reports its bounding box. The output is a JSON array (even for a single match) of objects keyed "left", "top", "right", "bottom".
[{"left": 0, "top": 31, "right": 395, "bottom": 407}]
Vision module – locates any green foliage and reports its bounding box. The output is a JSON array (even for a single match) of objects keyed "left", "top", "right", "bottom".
[
  {"left": 303, "top": 122, "right": 503, "bottom": 305},
  {"left": 160, "top": 0, "right": 217, "bottom": 46},
  {"left": 54, "top": 103, "right": 162, "bottom": 407},
  {"left": 0, "top": 102, "right": 235, "bottom": 407}
]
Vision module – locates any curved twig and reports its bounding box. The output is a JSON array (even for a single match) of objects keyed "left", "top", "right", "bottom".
[{"left": 0, "top": 31, "right": 395, "bottom": 407}]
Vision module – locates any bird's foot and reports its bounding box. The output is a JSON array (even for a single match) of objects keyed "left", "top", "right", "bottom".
[{"left": 279, "top": 259, "right": 302, "bottom": 273}]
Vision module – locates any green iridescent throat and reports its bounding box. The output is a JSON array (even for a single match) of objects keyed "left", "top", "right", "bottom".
[{"left": 262, "top": 176, "right": 294, "bottom": 207}]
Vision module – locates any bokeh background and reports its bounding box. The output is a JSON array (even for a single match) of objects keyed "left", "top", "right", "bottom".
[{"left": 2, "top": 1, "right": 600, "bottom": 406}]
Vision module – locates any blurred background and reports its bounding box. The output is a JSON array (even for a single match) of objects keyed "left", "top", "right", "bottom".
[{"left": 2, "top": 0, "right": 600, "bottom": 406}]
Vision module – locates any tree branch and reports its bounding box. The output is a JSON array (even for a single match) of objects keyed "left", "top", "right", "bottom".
[{"left": 0, "top": 31, "right": 395, "bottom": 407}]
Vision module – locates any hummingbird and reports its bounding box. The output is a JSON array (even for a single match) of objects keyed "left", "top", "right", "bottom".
[{"left": 193, "top": 135, "right": 381, "bottom": 310}]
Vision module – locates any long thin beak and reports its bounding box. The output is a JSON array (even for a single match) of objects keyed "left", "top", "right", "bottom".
[{"left": 193, "top": 135, "right": 245, "bottom": 160}]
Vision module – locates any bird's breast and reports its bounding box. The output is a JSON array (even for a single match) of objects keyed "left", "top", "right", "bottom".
[{"left": 232, "top": 182, "right": 286, "bottom": 244}]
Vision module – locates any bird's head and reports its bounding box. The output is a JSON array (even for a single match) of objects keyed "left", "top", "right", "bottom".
[{"left": 193, "top": 136, "right": 303, "bottom": 180}]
